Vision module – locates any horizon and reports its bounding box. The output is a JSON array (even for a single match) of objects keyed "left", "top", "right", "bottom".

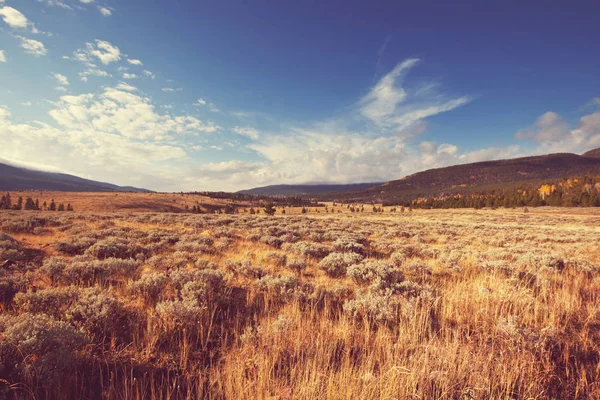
[{"left": 1, "top": 1, "right": 599, "bottom": 191}]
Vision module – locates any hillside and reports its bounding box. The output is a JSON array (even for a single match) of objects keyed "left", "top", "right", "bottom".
[
  {"left": 238, "top": 182, "right": 381, "bottom": 197},
  {"left": 0, "top": 163, "right": 150, "bottom": 192},
  {"left": 320, "top": 149, "right": 600, "bottom": 204}
]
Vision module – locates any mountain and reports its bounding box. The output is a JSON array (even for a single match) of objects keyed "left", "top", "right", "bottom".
[
  {"left": 0, "top": 163, "right": 151, "bottom": 192},
  {"left": 318, "top": 149, "right": 600, "bottom": 204},
  {"left": 238, "top": 182, "right": 382, "bottom": 197}
]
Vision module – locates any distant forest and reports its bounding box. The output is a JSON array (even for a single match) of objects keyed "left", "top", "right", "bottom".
[{"left": 405, "top": 175, "right": 600, "bottom": 209}]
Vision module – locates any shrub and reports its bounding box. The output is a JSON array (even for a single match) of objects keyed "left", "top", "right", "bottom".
[
  {"left": 14, "top": 287, "right": 78, "bottom": 317},
  {"left": 317, "top": 252, "right": 363, "bottom": 277},
  {"left": 61, "top": 258, "right": 140, "bottom": 285},
  {"left": 332, "top": 238, "right": 365, "bottom": 255},
  {"left": 402, "top": 259, "right": 433, "bottom": 276},
  {"left": 255, "top": 274, "right": 302, "bottom": 302},
  {"left": 285, "top": 257, "right": 307, "bottom": 274},
  {"left": 265, "top": 251, "right": 287, "bottom": 268},
  {"left": 0, "top": 275, "right": 25, "bottom": 306},
  {"left": 282, "top": 241, "right": 333, "bottom": 260},
  {"left": 55, "top": 237, "right": 97, "bottom": 255},
  {"left": 85, "top": 237, "right": 146, "bottom": 260},
  {"left": 67, "top": 288, "right": 129, "bottom": 341},
  {"left": 343, "top": 291, "right": 403, "bottom": 325},
  {"left": 0, "top": 313, "right": 85, "bottom": 387},
  {"left": 260, "top": 235, "right": 283, "bottom": 249},
  {"left": 347, "top": 260, "right": 403, "bottom": 287},
  {"left": 156, "top": 299, "right": 203, "bottom": 328},
  {"left": 128, "top": 272, "right": 168, "bottom": 303},
  {"left": 390, "top": 251, "right": 406, "bottom": 267}
]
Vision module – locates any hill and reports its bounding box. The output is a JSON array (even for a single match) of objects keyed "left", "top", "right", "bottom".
[
  {"left": 0, "top": 163, "right": 150, "bottom": 192},
  {"left": 238, "top": 182, "right": 382, "bottom": 197},
  {"left": 319, "top": 149, "right": 600, "bottom": 204}
]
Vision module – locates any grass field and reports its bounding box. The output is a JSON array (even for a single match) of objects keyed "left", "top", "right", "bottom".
[{"left": 1, "top": 200, "right": 600, "bottom": 399}]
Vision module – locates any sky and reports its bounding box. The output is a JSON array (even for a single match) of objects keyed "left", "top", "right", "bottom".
[{"left": 0, "top": 0, "right": 599, "bottom": 192}]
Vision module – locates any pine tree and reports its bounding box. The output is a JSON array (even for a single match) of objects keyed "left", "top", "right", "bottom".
[
  {"left": 1, "top": 193, "right": 12, "bottom": 209},
  {"left": 67, "top": 204, "right": 74, "bottom": 211},
  {"left": 13, "top": 197, "right": 23, "bottom": 210},
  {"left": 263, "top": 203, "right": 276, "bottom": 216},
  {"left": 35, "top": 199, "right": 40, "bottom": 210},
  {"left": 57, "top": 203, "right": 65, "bottom": 211},
  {"left": 24, "top": 197, "right": 36, "bottom": 210},
  {"left": 49, "top": 199, "right": 56, "bottom": 211}
]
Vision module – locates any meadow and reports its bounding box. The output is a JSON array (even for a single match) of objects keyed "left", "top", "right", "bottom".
[{"left": 1, "top": 201, "right": 599, "bottom": 399}]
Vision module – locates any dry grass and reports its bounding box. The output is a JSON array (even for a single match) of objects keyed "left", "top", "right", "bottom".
[{"left": 1, "top": 206, "right": 599, "bottom": 399}]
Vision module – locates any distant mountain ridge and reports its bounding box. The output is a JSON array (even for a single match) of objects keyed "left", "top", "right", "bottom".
[
  {"left": 0, "top": 163, "right": 151, "bottom": 192},
  {"left": 238, "top": 182, "right": 382, "bottom": 197},
  {"left": 319, "top": 149, "right": 600, "bottom": 203}
]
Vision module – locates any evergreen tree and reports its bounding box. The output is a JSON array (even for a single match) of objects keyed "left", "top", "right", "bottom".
[
  {"left": 35, "top": 199, "right": 40, "bottom": 210},
  {"left": 67, "top": 203, "right": 74, "bottom": 211},
  {"left": 49, "top": 199, "right": 56, "bottom": 211},
  {"left": 13, "top": 197, "right": 23, "bottom": 210},
  {"left": 263, "top": 203, "right": 276, "bottom": 216},
  {"left": 57, "top": 203, "right": 65, "bottom": 211},
  {"left": 24, "top": 197, "right": 36, "bottom": 210}
]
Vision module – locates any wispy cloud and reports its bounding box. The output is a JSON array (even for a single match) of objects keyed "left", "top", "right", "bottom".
[
  {"left": 17, "top": 36, "right": 47, "bottom": 56},
  {"left": 0, "top": 50, "right": 6, "bottom": 63}
]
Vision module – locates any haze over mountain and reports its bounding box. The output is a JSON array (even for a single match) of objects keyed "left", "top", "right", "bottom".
[
  {"left": 0, "top": 163, "right": 150, "bottom": 193},
  {"left": 239, "top": 148, "right": 600, "bottom": 202},
  {"left": 318, "top": 148, "right": 600, "bottom": 203},
  {"left": 238, "top": 183, "right": 382, "bottom": 197}
]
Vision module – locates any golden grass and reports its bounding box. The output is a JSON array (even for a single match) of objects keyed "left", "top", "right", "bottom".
[{"left": 1, "top": 206, "right": 600, "bottom": 399}]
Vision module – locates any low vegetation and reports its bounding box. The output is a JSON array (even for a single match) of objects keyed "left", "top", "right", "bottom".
[{"left": 0, "top": 207, "right": 599, "bottom": 399}]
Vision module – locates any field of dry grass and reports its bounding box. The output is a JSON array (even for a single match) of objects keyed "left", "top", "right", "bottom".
[{"left": 1, "top": 206, "right": 600, "bottom": 399}]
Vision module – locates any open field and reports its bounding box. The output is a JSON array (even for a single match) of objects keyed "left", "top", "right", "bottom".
[{"left": 1, "top": 208, "right": 600, "bottom": 399}]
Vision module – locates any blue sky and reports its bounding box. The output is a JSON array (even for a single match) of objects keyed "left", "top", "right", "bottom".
[{"left": 0, "top": 0, "right": 599, "bottom": 191}]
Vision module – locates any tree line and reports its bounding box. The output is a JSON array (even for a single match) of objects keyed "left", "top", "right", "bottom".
[
  {"left": 404, "top": 175, "right": 600, "bottom": 209},
  {"left": 0, "top": 193, "right": 74, "bottom": 211}
]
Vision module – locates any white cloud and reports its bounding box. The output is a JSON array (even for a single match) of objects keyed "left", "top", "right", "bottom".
[
  {"left": 232, "top": 126, "right": 259, "bottom": 140},
  {"left": 515, "top": 111, "right": 570, "bottom": 142},
  {"left": 21, "top": 101, "right": 33, "bottom": 106},
  {"left": 115, "top": 82, "right": 137, "bottom": 92},
  {"left": 79, "top": 68, "right": 109, "bottom": 82},
  {"left": 80, "top": 0, "right": 94, "bottom": 3},
  {"left": 38, "top": 0, "right": 73, "bottom": 10},
  {"left": 17, "top": 36, "right": 47, "bottom": 56},
  {"left": 55, "top": 86, "right": 68, "bottom": 92},
  {"left": 194, "top": 98, "right": 207, "bottom": 106},
  {"left": 208, "top": 103, "right": 220, "bottom": 113},
  {"left": 127, "top": 59, "right": 142, "bottom": 66},
  {"left": 142, "top": 70, "right": 155, "bottom": 79},
  {"left": 0, "top": 86, "right": 223, "bottom": 191},
  {"left": 359, "top": 58, "right": 471, "bottom": 134},
  {"left": 0, "top": 6, "right": 29, "bottom": 29},
  {"left": 122, "top": 73, "right": 138, "bottom": 79},
  {"left": 0, "top": 50, "right": 6, "bottom": 62},
  {"left": 162, "top": 87, "right": 183, "bottom": 92},
  {"left": 516, "top": 110, "right": 600, "bottom": 154},
  {"left": 98, "top": 7, "right": 111, "bottom": 16},
  {"left": 72, "top": 40, "right": 121, "bottom": 66},
  {"left": 52, "top": 72, "right": 69, "bottom": 86}
]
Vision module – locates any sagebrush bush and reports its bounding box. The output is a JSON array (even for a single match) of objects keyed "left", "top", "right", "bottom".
[
  {"left": 55, "top": 236, "right": 97, "bottom": 255},
  {"left": 0, "top": 313, "right": 85, "bottom": 387},
  {"left": 14, "top": 287, "right": 78, "bottom": 317},
  {"left": 67, "top": 288, "right": 129, "bottom": 341},
  {"left": 317, "top": 252, "right": 363, "bottom": 277},
  {"left": 85, "top": 237, "right": 147, "bottom": 260},
  {"left": 128, "top": 272, "right": 168, "bottom": 303},
  {"left": 347, "top": 260, "right": 403, "bottom": 286},
  {"left": 285, "top": 257, "right": 307, "bottom": 274}
]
